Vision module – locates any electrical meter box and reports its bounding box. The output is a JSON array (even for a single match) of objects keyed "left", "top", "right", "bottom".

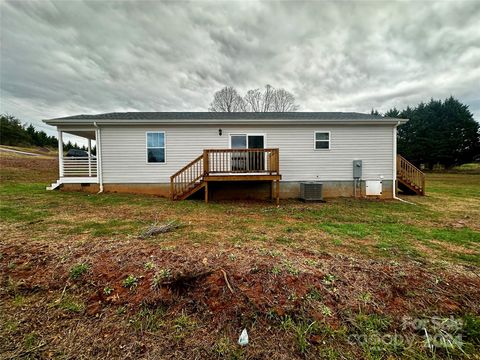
[{"left": 353, "top": 160, "right": 362, "bottom": 179}]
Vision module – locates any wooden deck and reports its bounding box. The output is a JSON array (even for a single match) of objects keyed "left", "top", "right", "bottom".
[{"left": 170, "top": 149, "right": 281, "bottom": 204}]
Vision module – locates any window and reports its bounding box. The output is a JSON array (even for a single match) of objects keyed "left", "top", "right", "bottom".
[
  {"left": 314, "top": 131, "right": 330, "bottom": 150},
  {"left": 146, "top": 132, "right": 165, "bottom": 163}
]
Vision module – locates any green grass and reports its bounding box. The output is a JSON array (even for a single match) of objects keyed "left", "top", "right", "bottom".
[{"left": 0, "top": 170, "right": 479, "bottom": 266}]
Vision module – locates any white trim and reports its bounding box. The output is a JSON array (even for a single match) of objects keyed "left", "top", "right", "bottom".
[
  {"left": 58, "top": 130, "right": 64, "bottom": 177},
  {"left": 87, "top": 139, "right": 92, "bottom": 177},
  {"left": 393, "top": 123, "right": 398, "bottom": 197},
  {"left": 94, "top": 126, "right": 103, "bottom": 192},
  {"left": 313, "top": 131, "right": 331, "bottom": 151},
  {"left": 145, "top": 131, "right": 166, "bottom": 164},
  {"left": 60, "top": 177, "right": 99, "bottom": 184}
]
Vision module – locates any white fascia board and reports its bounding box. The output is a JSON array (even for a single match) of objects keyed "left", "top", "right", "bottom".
[{"left": 44, "top": 118, "right": 409, "bottom": 126}]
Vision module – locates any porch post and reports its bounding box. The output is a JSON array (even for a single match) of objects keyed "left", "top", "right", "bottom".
[
  {"left": 87, "top": 138, "right": 92, "bottom": 177},
  {"left": 58, "top": 130, "right": 64, "bottom": 177}
]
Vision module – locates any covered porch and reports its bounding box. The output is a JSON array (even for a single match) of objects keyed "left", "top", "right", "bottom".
[{"left": 47, "top": 128, "right": 100, "bottom": 190}]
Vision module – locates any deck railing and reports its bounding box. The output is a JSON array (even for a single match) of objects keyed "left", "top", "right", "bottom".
[
  {"left": 62, "top": 156, "right": 97, "bottom": 177},
  {"left": 170, "top": 148, "right": 280, "bottom": 200},
  {"left": 204, "top": 148, "right": 280, "bottom": 175}
]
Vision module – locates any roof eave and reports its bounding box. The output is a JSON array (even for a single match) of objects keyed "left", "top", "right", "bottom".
[{"left": 43, "top": 118, "right": 408, "bottom": 126}]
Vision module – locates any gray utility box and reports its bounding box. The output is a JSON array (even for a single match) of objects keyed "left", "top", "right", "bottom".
[
  {"left": 353, "top": 160, "right": 363, "bottom": 179},
  {"left": 300, "top": 182, "right": 324, "bottom": 202}
]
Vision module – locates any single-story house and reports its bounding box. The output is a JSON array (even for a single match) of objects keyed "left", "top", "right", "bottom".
[{"left": 43, "top": 112, "right": 425, "bottom": 203}]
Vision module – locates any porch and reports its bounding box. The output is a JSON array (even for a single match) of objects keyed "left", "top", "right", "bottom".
[
  {"left": 170, "top": 148, "right": 281, "bottom": 204},
  {"left": 47, "top": 128, "right": 99, "bottom": 190}
]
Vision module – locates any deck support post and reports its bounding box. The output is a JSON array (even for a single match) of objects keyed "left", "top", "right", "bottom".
[
  {"left": 204, "top": 181, "right": 209, "bottom": 204},
  {"left": 58, "top": 130, "right": 64, "bottom": 177},
  {"left": 87, "top": 138, "right": 92, "bottom": 177},
  {"left": 275, "top": 180, "right": 280, "bottom": 206}
]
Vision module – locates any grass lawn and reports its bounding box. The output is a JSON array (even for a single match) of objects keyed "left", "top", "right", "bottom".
[{"left": 1, "top": 151, "right": 479, "bottom": 359}]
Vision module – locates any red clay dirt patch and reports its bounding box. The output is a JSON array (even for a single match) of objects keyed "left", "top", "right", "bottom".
[{"left": 1, "top": 238, "right": 479, "bottom": 359}]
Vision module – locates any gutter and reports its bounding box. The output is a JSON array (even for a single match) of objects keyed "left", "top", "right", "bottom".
[
  {"left": 43, "top": 118, "right": 410, "bottom": 127},
  {"left": 93, "top": 121, "right": 104, "bottom": 193}
]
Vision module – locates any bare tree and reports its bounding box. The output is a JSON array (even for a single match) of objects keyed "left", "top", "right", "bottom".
[
  {"left": 208, "top": 86, "right": 246, "bottom": 112},
  {"left": 209, "top": 85, "right": 299, "bottom": 112},
  {"left": 244, "top": 89, "right": 262, "bottom": 112},
  {"left": 272, "top": 88, "right": 299, "bottom": 112}
]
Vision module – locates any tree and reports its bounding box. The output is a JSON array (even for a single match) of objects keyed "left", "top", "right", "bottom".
[
  {"left": 209, "top": 85, "right": 299, "bottom": 112},
  {"left": 0, "top": 114, "right": 60, "bottom": 147},
  {"left": 208, "top": 86, "right": 246, "bottom": 112},
  {"left": 390, "top": 97, "right": 479, "bottom": 168}
]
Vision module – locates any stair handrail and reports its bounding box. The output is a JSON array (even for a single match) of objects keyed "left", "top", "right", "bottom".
[
  {"left": 170, "top": 154, "right": 204, "bottom": 199},
  {"left": 397, "top": 155, "right": 425, "bottom": 194}
]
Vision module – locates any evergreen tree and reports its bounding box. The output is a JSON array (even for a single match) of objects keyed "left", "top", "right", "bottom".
[{"left": 391, "top": 97, "right": 479, "bottom": 168}]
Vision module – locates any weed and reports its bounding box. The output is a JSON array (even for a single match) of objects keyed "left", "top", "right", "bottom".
[
  {"left": 152, "top": 268, "right": 171, "bottom": 289},
  {"left": 271, "top": 265, "right": 282, "bottom": 275},
  {"left": 24, "top": 332, "right": 39, "bottom": 349},
  {"left": 13, "top": 294, "right": 25, "bottom": 306},
  {"left": 173, "top": 312, "right": 196, "bottom": 338},
  {"left": 103, "top": 286, "right": 113, "bottom": 295},
  {"left": 306, "top": 287, "right": 323, "bottom": 302},
  {"left": 228, "top": 253, "right": 237, "bottom": 261},
  {"left": 283, "top": 260, "right": 300, "bottom": 275},
  {"left": 320, "top": 304, "right": 333, "bottom": 317},
  {"left": 323, "top": 274, "right": 337, "bottom": 285},
  {"left": 353, "top": 313, "right": 391, "bottom": 333},
  {"left": 144, "top": 261, "right": 155, "bottom": 271},
  {"left": 130, "top": 306, "right": 165, "bottom": 333},
  {"left": 56, "top": 294, "right": 85, "bottom": 313},
  {"left": 213, "top": 335, "right": 231, "bottom": 356},
  {"left": 69, "top": 263, "right": 89, "bottom": 279},
  {"left": 123, "top": 275, "right": 138, "bottom": 289},
  {"left": 280, "top": 314, "right": 322, "bottom": 354},
  {"left": 463, "top": 315, "right": 480, "bottom": 345},
  {"left": 358, "top": 292, "right": 372, "bottom": 305},
  {"left": 304, "top": 259, "right": 318, "bottom": 267}
]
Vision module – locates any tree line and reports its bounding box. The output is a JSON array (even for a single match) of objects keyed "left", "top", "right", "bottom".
[
  {"left": 373, "top": 97, "right": 479, "bottom": 169},
  {"left": 0, "top": 114, "right": 93, "bottom": 153}
]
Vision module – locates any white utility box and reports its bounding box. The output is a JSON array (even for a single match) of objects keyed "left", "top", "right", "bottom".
[{"left": 365, "top": 180, "right": 383, "bottom": 196}]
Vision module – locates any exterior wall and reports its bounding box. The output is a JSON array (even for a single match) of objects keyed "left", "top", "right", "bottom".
[
  {"left": 99, "top": 124, "right": 394, "bottom": 184},
  {"left": 61, "top": 181, "right": 394, "bottom": 199}
]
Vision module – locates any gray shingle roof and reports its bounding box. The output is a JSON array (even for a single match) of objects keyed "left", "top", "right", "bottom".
[{"left": 50, "top": 111, "right": 396, "bottom": 121}]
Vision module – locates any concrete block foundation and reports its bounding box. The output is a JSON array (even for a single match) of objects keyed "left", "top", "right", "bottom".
[{"left": 60, "top": 180, "right": 394, "bottom": 200}]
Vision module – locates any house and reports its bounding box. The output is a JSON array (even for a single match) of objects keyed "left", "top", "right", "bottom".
[{"left": 43, "top": 112, "right": 425, "bottom": 203}]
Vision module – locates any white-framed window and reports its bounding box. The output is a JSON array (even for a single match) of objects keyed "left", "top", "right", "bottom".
[
  {"left": 314, "top": 131, "right": 330, "bottom": 150},
  {"left": 146, "top": 131, "right": 166, "bottom": 163}
]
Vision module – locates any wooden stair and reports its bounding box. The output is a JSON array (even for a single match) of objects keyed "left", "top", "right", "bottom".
[
  {"left": 170, "top": 154, "right": 205, "bottom": 200},
  {"left": 397, "top": 155, "right": 425, "bottom": 195}
]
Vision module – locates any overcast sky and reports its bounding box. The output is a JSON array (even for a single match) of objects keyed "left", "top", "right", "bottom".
[{"left": 1, "top": 0, "right": 479, "bottom": 142}]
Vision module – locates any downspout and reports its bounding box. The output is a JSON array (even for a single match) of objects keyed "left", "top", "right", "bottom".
[
  {"left": 392, "top": 121, "right": 415, "bottom": 205},
  {"left": 94, "top": 121, "right": 104, "bottom": 193}
]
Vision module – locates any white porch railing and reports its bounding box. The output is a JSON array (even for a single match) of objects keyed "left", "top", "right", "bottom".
[{"left": 62, "top": 156, "right": 97, "bottom": 177}]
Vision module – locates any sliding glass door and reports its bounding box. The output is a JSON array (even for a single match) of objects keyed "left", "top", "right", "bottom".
[{"left": 230, "top": 134, "right": 265, "bottom": 172}]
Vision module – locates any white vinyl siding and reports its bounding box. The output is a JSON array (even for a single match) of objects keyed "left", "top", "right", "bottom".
[{"left": 100, "top": 124, "right": 394, "bottom": 183}]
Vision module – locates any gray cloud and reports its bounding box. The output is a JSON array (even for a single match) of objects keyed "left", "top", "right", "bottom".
[{"left": 1, "top": 0, "right": 479, "bottom": 142}]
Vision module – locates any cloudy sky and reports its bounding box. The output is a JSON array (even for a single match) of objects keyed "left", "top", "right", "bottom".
[{"left": 1, "top": 0, "right": 480, "bottom": 139}]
